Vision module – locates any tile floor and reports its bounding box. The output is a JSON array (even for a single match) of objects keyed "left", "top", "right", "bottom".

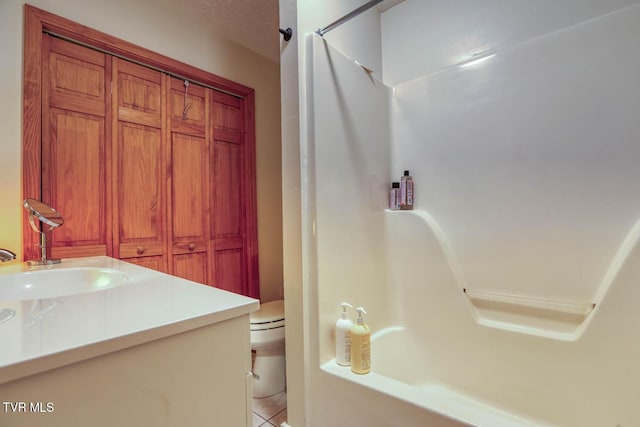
[{"left": 252, "top": 391, "right": 287, "bottom": 427}]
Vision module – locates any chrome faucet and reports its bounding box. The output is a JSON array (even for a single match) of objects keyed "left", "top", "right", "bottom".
[{"left": 0, "top": 248, "right": 16, "bottom": 262}]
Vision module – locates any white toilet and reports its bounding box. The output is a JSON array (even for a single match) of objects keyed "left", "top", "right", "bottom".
[{"left": 251, "top": 299, "right": 286, "bottom": 398}]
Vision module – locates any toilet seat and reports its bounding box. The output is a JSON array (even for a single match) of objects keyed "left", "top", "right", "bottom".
[
  {"left": 251, "top": 300, "right": 285, "bottom": 332},
  {"left": 251, "top": 300, "right": 285, "bottom": 348}
]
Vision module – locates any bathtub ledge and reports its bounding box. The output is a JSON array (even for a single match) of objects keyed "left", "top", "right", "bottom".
[{"left": 321, "top": 359, "right": 543, "bottom": 427}]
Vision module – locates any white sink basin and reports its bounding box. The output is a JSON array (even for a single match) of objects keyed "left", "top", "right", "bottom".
[{"left": 0, "top": 267, "right": 128, "bottom": 301}]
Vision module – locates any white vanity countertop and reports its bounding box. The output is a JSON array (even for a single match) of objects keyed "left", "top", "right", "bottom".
[{"left": 0, "top": 256, "right": 259, "bottom": 384}]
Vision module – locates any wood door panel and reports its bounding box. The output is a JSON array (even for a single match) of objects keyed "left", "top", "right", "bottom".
[
  {"left": 48, "top": 35, "right": 106, "bottom": 67},
  {"left": 116, "top": 61, "right": 161, "bottom": 128},
  {"left": 213, "top": 139, "right": 242, "bottom": 239},
  {"left": 170, "top": 79, "right": 206, "bottom": 127},
  {"left": 117, "top": 62, "right": 162, "bottom": 116},
  {"left": 119, "top": 243, "right": 164, "bottom": 258},
  {"left": 215, "top": 237, "right": 243, "bottom": 251},
  {"left": 169, "top": 79, "right": 206, "bottom": 139},
  {"left": 117, "top": 107, "right": 161, "bottom": 128},
  {"left": 173, "top": 252, "right": 208, "bottom": 284},
  {"left": 44, "top": 109, "right": 106, "bottom": 248},
  {"left": 172, "top": 241, "right": 208, "bottom": 255},
  {"left": 210, "top": 129, "right": 241, "bottom": 144},
  {"left": 171, "top": 133, "right": 208, "bottom": 241},
  {"left": 214, "top": 248, "right": 244, "bottom": 293},
  {"left": 49, "top": 93, "right": 105, "bottom": 117},
  {"left": 122, "top": 255, "right": 164, "bottom": 272},
  {"left": 48, "top": 43, "right": 105, "bottom": 103},
  {"left": 52, "top": 245, "right": 107, "bottom": 258},
  {"left": 117, "top": 122, "right": 163, "bottom": 243},
  {"left": 112, "top": 58, "right": 165, "bottom": 269},
  {"left": 212, "top": 93, "right": 242, "bottom": 132},
  {"left": 169, "top": 120, "right": 206, "bottom": 138}
]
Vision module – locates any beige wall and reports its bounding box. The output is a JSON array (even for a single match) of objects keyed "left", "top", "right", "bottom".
[{"left": 0, "top": 0, "right": 282, "bottom": 302}]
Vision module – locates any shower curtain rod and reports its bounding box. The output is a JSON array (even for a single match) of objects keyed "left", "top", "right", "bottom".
[{"left": 316, "top": 0, "right": 385, "bottom": 36}]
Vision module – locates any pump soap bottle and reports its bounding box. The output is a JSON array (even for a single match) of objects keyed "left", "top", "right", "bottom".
[
  {"left": 336, "top": 303, "right": 354, "bottom": 366},
  {"left": 350, "top": 307, "right": 371, "bottom": 374}
]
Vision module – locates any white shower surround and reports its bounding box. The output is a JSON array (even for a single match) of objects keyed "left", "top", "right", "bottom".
[{"left": 307, "top": 2, "right": 640, "bottom": 425}]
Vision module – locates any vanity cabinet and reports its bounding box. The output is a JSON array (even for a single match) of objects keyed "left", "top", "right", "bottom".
[
  {"left": 0, "top": 257, "right": 259, "bottom": 427},
  {"left": 1, "top": 315, "right": 254, "bottom": 427},
  {"left": 27, "top": 14, "right": 258, "bottom": 299}
]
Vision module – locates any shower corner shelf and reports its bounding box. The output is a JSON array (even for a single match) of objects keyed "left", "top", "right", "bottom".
[
  {"left": 383, "top": 207, "right": 600, "bottom": 340},
  {"left": 463, "top": 289, "right": 595, "bottom": 316},
  {"left": 463, "top": 288, "right": 596, "bottom": 341}
]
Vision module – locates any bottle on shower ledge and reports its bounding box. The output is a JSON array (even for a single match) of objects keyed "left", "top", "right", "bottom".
[
  {"left": 400, "top": 170, "right": 414, "bottom": 210},
  {"left": 389, "top": 182, "right": 400, "bottom": 210},
  {"left": 350, "top": 307, "right": 370, "bottom": 375},
  {"left": 336, "top": 302, "right": 354, "bottom": 366}
]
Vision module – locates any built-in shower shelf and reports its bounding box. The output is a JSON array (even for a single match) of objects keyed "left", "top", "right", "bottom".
[
  {"left": 463, "top": 288, "right": 596, "bottom": 340},
  {"left": 384, "top": 208, "right": 609, "bottom": 340},
  {"left": 463, "top": 289, "right": 595, "bottom": 316}
]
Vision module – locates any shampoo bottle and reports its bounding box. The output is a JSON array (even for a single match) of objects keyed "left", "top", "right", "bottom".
[
  {"left": 336, "top": 303, "right": 354, "bottom": 366},
  {"left": 400, "top": 170, "right": 414, "bottom": 210},
  {"left": 350, "top": 307, "right": 371, "bottom": 374}
]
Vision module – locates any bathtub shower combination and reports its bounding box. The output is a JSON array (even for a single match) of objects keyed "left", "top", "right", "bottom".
[{"left": 304, "top": 1, "right": 640, "bottom": 426}]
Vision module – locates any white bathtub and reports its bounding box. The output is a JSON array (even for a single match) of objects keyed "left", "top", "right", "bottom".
[
  {"left": 313, "top": 205, "right": 639, "bottom": 427},
  {"left": 322, "top": 326, "right": 545, "bottom": 427}
]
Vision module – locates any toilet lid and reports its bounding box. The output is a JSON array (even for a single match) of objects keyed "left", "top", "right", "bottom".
[{"left": 251, "top": 300, "right": 285, "bottom": 329}]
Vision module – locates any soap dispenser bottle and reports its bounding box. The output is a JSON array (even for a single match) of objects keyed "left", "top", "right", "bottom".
[
  {"left": 336, "top": 303, "right": 354, "bottom": 366},
  {"left": 350, "top": 307, "right": 371, "bottom": 374}
]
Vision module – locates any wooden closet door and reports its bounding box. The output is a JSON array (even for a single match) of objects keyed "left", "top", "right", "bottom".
[
  {"left": 41, "top": 35, "right": 111, "bottom": 259},
  {"left": 112, "top": 59, "right": 166, "bottom": 271},
  {"left": 211, "top": 93, "right": 246, "bottom": 294},
  {"left": 26, "top": 10, "right": 258, "bottom": 297},
  {"left": 168, "top": 78, "right": 210, "bottom": 284}
]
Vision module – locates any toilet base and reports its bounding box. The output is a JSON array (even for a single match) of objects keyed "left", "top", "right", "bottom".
[{"left": 252, "top": 347, "right": 286, "bottom": 398}]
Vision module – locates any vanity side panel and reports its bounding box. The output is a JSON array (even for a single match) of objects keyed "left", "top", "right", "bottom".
[{"left": 0, "top": 315, "right": 252, "bottom": 427}]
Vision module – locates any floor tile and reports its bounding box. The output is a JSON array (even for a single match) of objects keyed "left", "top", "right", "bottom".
[
  {"left": 270, "top": 408, "right": 287, "bottom": 426},
  {"left": 253, "top": 413, "right": 267, "bottom": 427},
  {"left": 252, "top": 391, "right": 287, "bottom": 420}
]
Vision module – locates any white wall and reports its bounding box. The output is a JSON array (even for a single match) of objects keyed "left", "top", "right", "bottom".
[
  {"left": 283, "top": 0, "right": 640, "bottom": 425},
  {"left": 385, "top": 0, "right": 640, "bottom": 308},
  {"left": 310, "top": 35, "right": 392, "bottom": 361},
  {"left": 278, "top": 1, "right": 385, "bottom": 426},
  {"left": 0, "top": 0, "right": 283, "bottom": 302},
  {"left": 382, "top": 0, "right": 640, "bottom": 85},
  {"left": 378, "top": 3, "right": 640, "bottom": 424}
]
